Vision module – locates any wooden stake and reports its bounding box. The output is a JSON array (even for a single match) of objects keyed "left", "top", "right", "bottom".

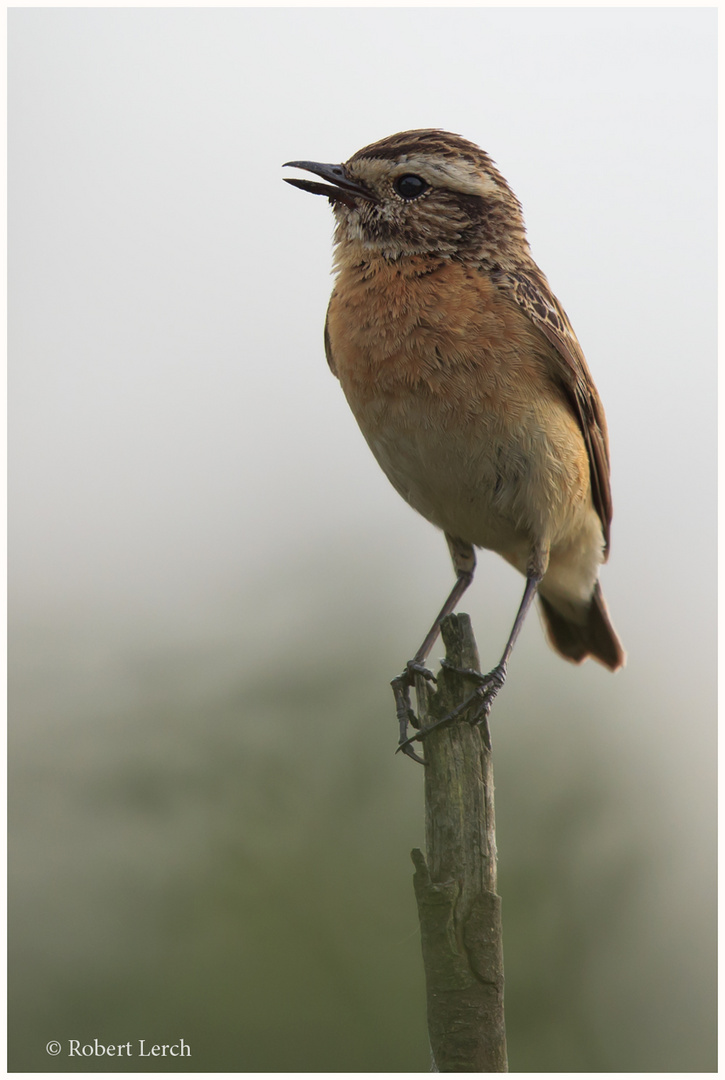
[{"left": 411, "top": 613, "right": 507, "bottom": 1072}]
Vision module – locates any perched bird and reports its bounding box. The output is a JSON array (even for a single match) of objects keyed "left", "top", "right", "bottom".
[{"left": 284, "top": 129, "right": 624, "bottom": 761}]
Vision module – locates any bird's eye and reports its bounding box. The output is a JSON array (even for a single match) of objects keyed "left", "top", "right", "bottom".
[{"left": 393, "top": 174, "right": 429, "bottom": 200}]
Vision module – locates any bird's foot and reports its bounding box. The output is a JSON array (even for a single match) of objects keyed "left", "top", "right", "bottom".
[
  {"left": 391, "top": 660, "right": 437, "bottom": 765},
  {"left": 404, "top": 658, "right": 438, "bottom": 688},
  {"left": 396, "top": 661, "right": 507, "bottom": 755}
]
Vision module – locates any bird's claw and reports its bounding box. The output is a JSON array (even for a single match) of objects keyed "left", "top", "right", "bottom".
[
  {"left": 392, "top": 670, "right": 424, "bottom": 763},
  {"left": 391, "top": 657, "right": 440, "bottom": 764},
  {"left": 397, "top": 739, "right": 427, "bottom": 765},
  {"left": 465, "top": 663, "right": 506, "bottom": 731},
  {"left": 404, "top": 659, "right": 437, "bottom": 686},
  {"left": 396, "top": 662, "right": 506, "bottom": 756},
  {"left": 440, "top": 657, "right": 499, "bottom": 685}
]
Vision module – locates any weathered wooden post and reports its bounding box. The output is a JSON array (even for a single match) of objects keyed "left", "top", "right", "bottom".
[{"left": 411, "top": 613, "right": 507, "bottom": 1072}]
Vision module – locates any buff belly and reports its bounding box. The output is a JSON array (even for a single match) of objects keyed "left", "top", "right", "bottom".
[{"left": 345, "top": 385, "right": 605, "bottom": 607}]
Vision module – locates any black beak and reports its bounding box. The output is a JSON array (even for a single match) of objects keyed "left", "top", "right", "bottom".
[{"left": 283, "top": 161, "right": 377, "bottom": 208}]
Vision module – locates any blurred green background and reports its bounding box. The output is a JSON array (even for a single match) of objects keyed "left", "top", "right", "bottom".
[
  {"left": 9, "top": 548, "right": 716, "bottom": 1071},
  {"left": 9, "top": 7, "right": 715, "bottom": 1073}
]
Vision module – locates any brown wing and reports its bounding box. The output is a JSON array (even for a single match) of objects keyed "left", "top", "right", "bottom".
[
  {"left": 495, "top": 266, "right": 612, "bottom": 554},
  {"left": 323, "top": 301, "right": 338, "bottom": 378}
]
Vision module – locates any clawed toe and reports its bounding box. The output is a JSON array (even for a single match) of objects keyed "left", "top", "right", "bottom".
[
  {"left": 404, "top": 659, "right": 437, "bottom": 685},
  {"left": 395, "top": 660, "right": 507, "bottom": 758},
  {"left": 441, "top": 657, "right": 505, "bottom": 691},
  {"left": 390, "top": 656, "right": 440, "bottom": 762},
  {"left": 440, "top": 657, "right": 488, "bottom": 683},
  {"left": 397, "top": 737, "right": 426, "bottom": 765}
]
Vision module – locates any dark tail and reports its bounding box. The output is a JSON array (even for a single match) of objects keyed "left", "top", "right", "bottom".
[{"left": 539, "top": 582, "right": 625, "bottom": 672}]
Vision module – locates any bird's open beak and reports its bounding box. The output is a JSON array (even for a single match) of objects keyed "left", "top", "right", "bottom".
[{"left": 283, "top": 161, "right": 377, "bottom": 208}]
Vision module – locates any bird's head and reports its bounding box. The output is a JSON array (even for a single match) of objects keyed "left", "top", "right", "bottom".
[{"left": 284, "top": 128, "right": 529, "bottom": 264}]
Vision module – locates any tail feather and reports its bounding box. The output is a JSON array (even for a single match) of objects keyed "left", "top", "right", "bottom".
[{"left": 539, "top": 582, "right": 625, "bottom": 672}]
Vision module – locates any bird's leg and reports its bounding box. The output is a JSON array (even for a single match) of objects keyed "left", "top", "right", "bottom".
[
  {"left": 398, "top": 556, "right": 546, "bottom": 754},
  {"left": 393, "top": 537, "right": 475, "bottom": 761}
]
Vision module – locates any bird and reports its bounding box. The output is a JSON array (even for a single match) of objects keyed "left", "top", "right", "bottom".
[{"left": 283, "top": 129, "right": 624, "bottom": 762}]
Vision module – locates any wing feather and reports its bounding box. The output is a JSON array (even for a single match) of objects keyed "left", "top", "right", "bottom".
[
  {"left": 323, "top": 302, "right": 338, "bottom": 377},
  {"left": 495, "top": 266, "right": 612, "bottom": 554}
]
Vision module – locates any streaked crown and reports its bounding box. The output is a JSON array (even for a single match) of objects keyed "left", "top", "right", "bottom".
[{"left": 341, "top": 129, "right": 528, "bottom": 262}]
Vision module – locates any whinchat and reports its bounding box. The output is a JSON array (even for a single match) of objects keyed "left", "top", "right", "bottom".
[{"left": 284, "top": 129, "right": 624, "bottom": 762}]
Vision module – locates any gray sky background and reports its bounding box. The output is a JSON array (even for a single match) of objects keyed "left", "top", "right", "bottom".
[{"left": 8, "top": 8, "right": 716, "bottom": 1070}]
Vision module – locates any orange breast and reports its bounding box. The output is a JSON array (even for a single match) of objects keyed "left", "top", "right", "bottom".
[
  {"left": 327, "top": 255, "right": 552, "bottom": 418},
  {"left": 325, "top": 254, "right": 593, "bottom": 559}
]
